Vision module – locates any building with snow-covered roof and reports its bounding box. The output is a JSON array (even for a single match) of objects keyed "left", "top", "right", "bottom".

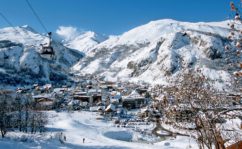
[
  {"left": 122, "top": 90, "right": 146, "bottom": 109},
  {"left": 105, "top": 104, "right": 116, "bottom": 112},
  {"left": 73, "top": 88, "right": 102, "bottom": 106},
  {"left": 32, "top": 94, "right": 55, "bottom": 110}
]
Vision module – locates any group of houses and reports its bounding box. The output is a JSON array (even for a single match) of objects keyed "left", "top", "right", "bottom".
[
  {"left": 70, "top": 80, "right": 150, "bottom": 115},
  {"left": 1, "top": 78, "right": 241, "bottom": 121},
  {"left": 2, "top": 78, "right": 151, "bottom": 115}
]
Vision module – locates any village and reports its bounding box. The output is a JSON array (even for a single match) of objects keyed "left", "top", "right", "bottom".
[
  {"left": 12, "top": 74, "right": 166, "bottom": 124},
  {"left": 1, "top": 73, "right": 242, "bottom": 144}
]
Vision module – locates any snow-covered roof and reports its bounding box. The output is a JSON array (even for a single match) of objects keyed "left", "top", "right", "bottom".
[
  {"left": 90, "top": 106, "right": 105, "bottom": 112},
  {"left": 105, "top": 104, "right": 116, "bottom": 112},
  {"left": 32, "top": 94, "right": 54, "bottom": 99},
  {"left": 140, "top": 107, "right": 150, "bottom": 113},
  {"left": 88, "top": 89, "right": 101, "bottom": 93},
  {"left": 123, "top": 90, "right": 144, "bottom": 100},
  {"left": 43, "top": 84, "right": 52, "bottom": 88}
]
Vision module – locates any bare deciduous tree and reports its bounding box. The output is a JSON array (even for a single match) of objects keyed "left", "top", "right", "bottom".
[{"left": 164, "top": 71, "right": 241, "bottom": 149}]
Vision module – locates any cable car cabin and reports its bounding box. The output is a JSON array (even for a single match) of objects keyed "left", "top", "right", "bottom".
[
  {"left": 40, "top": 44, "right": 55, "bottom": 59},
  {"left": 40, "top": 44, "right": 54, "bottom": 55},
  {"left": 39, "top": 32, "right": 55, "bottom": 59}
]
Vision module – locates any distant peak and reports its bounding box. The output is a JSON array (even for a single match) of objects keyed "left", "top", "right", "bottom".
[
  {"left": 150, "top": 18, "right": 178, "bottom": 23},
  {"left": 80, "top": 31, "right": 106, "bottom": 40},
  {"left": 82, "top": 31, "right": 96, "bottom": 36},
  {"left": 20, "top": 25, "right": 37, "bottom": 33},
  {"left": 21, "top": 25, "right": 30, "bottom": 28},
  {"left": 79, "top": 31, "right": 97, "bottom": 38}
]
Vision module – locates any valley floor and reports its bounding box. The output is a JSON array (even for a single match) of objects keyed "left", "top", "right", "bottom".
[{"left": 0, "top": 111, "right": 199, "bottom": 149}]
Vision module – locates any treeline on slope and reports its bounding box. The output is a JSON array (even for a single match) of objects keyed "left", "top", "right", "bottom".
[{"left": 0, "top": 92, "right": 47, "bottom": 138}]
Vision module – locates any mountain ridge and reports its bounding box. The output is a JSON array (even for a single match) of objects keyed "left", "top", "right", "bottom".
[
  {"left": 71, "top": 19, "right": 237, "bottom": 91},
  {"left": 0, "top": 26, "right": 83, "bottom": 86},
  {"left": 0, "top": 19, "right": 240, "bottom": 90}
]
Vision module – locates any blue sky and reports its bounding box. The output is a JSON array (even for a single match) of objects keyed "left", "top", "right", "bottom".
[{"left": 0, "top": 0, "right": 236, "bottom": 35}]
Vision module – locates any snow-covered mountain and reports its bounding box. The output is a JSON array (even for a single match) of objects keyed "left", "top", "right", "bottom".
[
  {"left": 0, "top": 25, "right": 83, "bottom": 85},
  {"left": 56, "top": 26, "right": 107, "bottom": 54},
  {"left": 0, "top": 19, "right": 240, "bottom": 90},
  {"left": 72, "top": 19, "right": 239, "bottom": 90}
]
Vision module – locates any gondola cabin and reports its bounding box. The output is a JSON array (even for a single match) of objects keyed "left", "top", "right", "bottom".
[{"left": 39, "top": 32, "right": 55, "bottom": 59}]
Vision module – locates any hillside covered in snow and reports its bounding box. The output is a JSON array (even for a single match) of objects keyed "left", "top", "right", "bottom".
[
  {"left": 71, "top": 19, "right": 240, "bottom": 90},
  {"left": 0, "top": 19, "right": 241, "bottom": 149},
  {"left": 0, "top": 26, "right": 83, "bottom": 86},
  {"left": 0, "top": 19, "right": 241, "bottom": 90}
]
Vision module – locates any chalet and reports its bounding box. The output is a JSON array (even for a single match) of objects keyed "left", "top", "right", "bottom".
[
  {"left": 17, "top": 86, "right": 35, "bottom": 93},
  {"left": 139, "top": 108, "right": 151, "bottom": 118},
  {"left": 43, "top": 84, "right": 53, "bottom": 93},
  {"left": 32, "top": 84, "right": 53, "bottom": 94},
  {"left": 0, "top": 89, "right": 16, "bottom": 100},
  {"left": 73, "top": 91, "right": 90, "bottom": 105},
  {"left": 90, "top": 106, "right": 105, "bottom": 112},
  {"left": 73, "top": 95, "right": 90, "bottom": 103},
  {"left": 122, "top": 97, "right": 146, "bottom": 109},
  {"left": 53, "top": 87, "right": 68, "bottom": 94},
  {"left": 99, "top": 81, "right": 116, "bottom": 91},
  {"left": 32, "top": 95, "right": 54, "bottom": 110},
  {"left": 105, "top": 104, "right": 116, "bottom": 112},
  {"left": 109, "top": 91, "right": 122, "bottom": 105},
  {"left": 89, "top": 94, "right": 102, "bottom": 105},
  {"left": 73, "top": 91, "right": 88, "bottom": 97},
  {"left": 32, "top": 84, "right": 42, "bottom": 95},
  {"left": 122, "top": 90, "right": 146, "bottom": 109},
  {"left": 73, "top": 89, "right": 102, "bottom": 106},
  {"left": 88, "top": 89, "right": 102, "bottom": 106},
  {"left": 135, "top": 87, "right": 148, "bottom": 95}
]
